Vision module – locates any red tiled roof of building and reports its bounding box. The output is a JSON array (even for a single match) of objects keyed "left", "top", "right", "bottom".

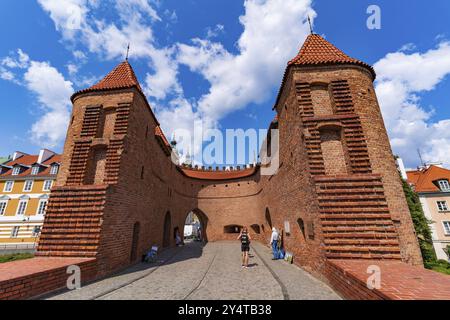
[
  {"left": 71, "top": 61, "right": 143, "bottom": 101},
  {"left": 288, "top": 34, "right": 376, "bottom": 78},
  {"left": 1, "top": 153, "right": 61, "bottom": 178},
  {"left": 406, "top": 165, "right": 450, "bottom": 192},
  {"left": 6, "top": 155, "right": 38, "bottom": 167},
  {"left": 179, "top": 167, "right": 257, "bottom": 181}
]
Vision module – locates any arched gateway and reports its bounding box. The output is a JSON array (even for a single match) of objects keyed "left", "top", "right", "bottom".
[{"left": 35, "top": 34, "right": 422, "bottom": 282}]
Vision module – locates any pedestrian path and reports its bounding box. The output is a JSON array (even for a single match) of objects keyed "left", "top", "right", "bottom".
[{"left": 46, "top": 241, "right": 340, "bottom": 300}]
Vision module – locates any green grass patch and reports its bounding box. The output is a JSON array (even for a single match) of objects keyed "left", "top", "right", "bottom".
[
  {"left": 425, "top": 260, "right": 450, "bottom": 275},
  {"left": 0, "top": 253, "right": 34, "bottom": 263}
]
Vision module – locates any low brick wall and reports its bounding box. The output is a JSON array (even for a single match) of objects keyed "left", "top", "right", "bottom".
[
  {"left": 325, "top": 259, "right": 450, "bottom": 300},
  {"left": 0, "top": 257, "right": 97, "bottom": 300}
]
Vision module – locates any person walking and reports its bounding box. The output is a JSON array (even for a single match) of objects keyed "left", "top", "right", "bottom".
[
  {"left": 270, "top": 227, "right": 279, "bottom": 260},
  {"left": 237, "top": 227, "right": 251, "bottom": 268}
]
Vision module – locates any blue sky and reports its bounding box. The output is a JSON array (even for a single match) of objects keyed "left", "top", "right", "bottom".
[{"left": 1, "top": 0, "right": 450, "bottom": 168}]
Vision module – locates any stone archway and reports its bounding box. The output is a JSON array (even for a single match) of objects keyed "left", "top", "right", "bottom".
[
  {"left": 184, "top": 209, "right": 209, "bottom": 243},
  {"left": 163, "top": 211, "right": 172, "bottom": 248}
]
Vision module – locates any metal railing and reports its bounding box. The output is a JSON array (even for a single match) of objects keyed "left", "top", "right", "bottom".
[{"left": 0, "top": 243, "right": 37, "bottom": 251}]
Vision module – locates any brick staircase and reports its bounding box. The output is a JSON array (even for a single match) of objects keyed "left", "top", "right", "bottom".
[
  {"left": 36, "top": 185, "right": 107, "bottom": 258},
  {"left": 315, "top": 175, "right": 401, "bottom": 260}
]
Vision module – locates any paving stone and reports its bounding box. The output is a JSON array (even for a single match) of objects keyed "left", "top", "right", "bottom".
[{"left": 46, "top": 241, "right": 340, "bottom": 300}]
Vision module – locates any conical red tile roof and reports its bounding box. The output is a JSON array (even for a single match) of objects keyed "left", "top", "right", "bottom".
[
  {"left": 71, "top": 60, "right": 143, "bottom": 101},
  {"left": 288, "top": 34, "right": 375, "bottom": 78},
  {"left": 274, "top": 34, "right": 375, "bottom": 110}
]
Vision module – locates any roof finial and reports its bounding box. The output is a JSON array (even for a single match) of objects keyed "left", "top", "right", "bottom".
[
  {"left": 125, "top": 43, "right": 130, "bottom": 61},
  {"left": 307, "top": 15, "right": 314, "bottom": 35}
]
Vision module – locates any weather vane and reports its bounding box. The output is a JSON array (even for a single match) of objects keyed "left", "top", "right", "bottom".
[
  {"left": 125, "top": 43, "right": 130, "bottom": 61},
  {"left": 307, "top": 15, "right": 314, "bottom": 34}
]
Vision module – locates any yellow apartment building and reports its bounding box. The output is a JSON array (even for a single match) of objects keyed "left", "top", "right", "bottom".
[{"left": 0, "top": 149, "right": 60, "bottom": 251}]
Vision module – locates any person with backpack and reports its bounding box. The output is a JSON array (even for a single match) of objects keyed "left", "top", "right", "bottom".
[
  {"left": 237, "top": 227, "right": 251, "bottom": 268},
  {"left": 270, "top": 227, "right": 279, "bottom": 260}
]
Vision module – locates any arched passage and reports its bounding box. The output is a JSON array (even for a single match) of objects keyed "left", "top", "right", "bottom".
[
  {"left": 183, "top": 209, "right": 209, "bottom": 243},
  {"left": 163, "top": 211, "right": 172, "bottom": 248}
]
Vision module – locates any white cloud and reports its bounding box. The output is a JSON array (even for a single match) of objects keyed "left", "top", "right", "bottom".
[
  {"left": 374, "top": 41, "right": 450, "bottom": 167},
  {"left": 24, "top": 61, "right": 74, "bottom": 147},
  {"left": 176, "top": 0, "right": 315, "bottom": 124},
  {"left": 67, "top": 63, "right": 79, "bottom": 75},
  {"left": 206, "top": 24, "right": 225, "bottom": 39},
  {"left": 38, "top": 0, "right": 181, "bottom": 101},
  {"left": 1, "top": 49, "right": 30, "bottom": 69},
  {"left": 36, "top": 0, "right": 315, "bottom": 162},
  {"left": 0, "top": 67, "right": 15, "bottom": 81},
  {"left": 114, "top": 0, "right": 160, "bottom": 22},
  {"left": 37, "top": 0, "right": 96, "bottom": 39}
]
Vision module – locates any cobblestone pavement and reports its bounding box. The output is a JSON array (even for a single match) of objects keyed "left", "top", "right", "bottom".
[{"left": 46, "top": 241, "right": 341, "bottom": 300}]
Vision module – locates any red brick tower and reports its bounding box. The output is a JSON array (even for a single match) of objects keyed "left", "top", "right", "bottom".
[
  {"left": 36, "top": 61, "right": 167, "bottom": 274},
  {"left": 272, "top": 34, "right": 423, "bottom": 266}
]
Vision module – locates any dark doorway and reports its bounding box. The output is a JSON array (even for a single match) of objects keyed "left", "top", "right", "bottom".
[
  {"left": 297, "top": 218, "right": 305, "bottom": 240},
  {"left": 163, "top": 211, "right": 172, "bottom": 248},
  {"left": 130, "top": 222, "right": 140, "bottom": 262},
  {"left": 224, "top": 225, "right": 242, "bottom": 234}
]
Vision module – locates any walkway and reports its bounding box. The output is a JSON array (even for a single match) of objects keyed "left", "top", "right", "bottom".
[{"left": 45, "top": 241, "right": 341, "bottom": 300}]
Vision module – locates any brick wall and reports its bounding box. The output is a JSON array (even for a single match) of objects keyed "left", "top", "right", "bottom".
[
  {"left": 25, "top": 61, "right": 424, "bottom": 297},
  {"left": 0, "top": 257, "right": 97, "bottom": 300}
]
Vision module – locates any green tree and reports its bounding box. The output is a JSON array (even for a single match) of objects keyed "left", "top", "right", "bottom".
[{"left": 400, "top": 177, "right": 437, "bottom": 266}]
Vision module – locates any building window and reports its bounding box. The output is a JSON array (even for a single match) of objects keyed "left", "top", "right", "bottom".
[
  {"left": 0, "top": 201, "right": 7, "bottom": 215},
  {"left": 31, "top": 166, "right": 40, "bottom": 175},
  {"left": 16, "top": 200, "right": 27, "bottom": 216},
  {"left": 11, "top": 226, "right": 20, "bottom": 238},
  {"left": 437, "top": 201, "right": 449, "bottom": 212},
  {"left": 3, "top": 181, "right": 13, "bottom": 192},
  {"left": 443, "top": 221, "right": 450, "bottom": 235},
  {"left": 50, "top": 164, "right": 59, "bottom": 175},
  {"left": 438, "top": 180, "right": 450, "bottom": 191},
  {"left": 37, "top": 200, "right": 47, "bottom": 215},
  {"left": 12, "top": 166, "right": 21, "bottom": 175},
  {"left": 23, "top": 180, "right": 33, "bottom": 192},
  {"left": 43, "top": 180, "right": 53, "bottom": 191}
]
